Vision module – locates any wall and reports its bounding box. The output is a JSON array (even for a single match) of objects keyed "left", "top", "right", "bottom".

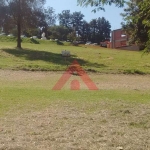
[{"left": 111, "top": 29, "right": 128, "bottom": 49}]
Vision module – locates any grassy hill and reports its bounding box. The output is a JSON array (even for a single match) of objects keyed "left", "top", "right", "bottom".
[{"left": 0, "top": 37, "right": 150, "bottom": 74}]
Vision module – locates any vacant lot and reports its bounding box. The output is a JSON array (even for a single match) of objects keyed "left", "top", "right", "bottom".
[
  {"left": 0, "top": 41, "right": 149, "bottom": 149},
  {"left": 0, "top": 70, "right": 150, "bottom": 150}
]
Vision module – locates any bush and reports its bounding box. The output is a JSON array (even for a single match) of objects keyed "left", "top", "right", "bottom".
[
  {"left": 0, "top": 36, "right": 16, "bottom": 42},
  {"left": 56, "top": 40, "right": 64, "bottom": 45},
  {"left": 72, "top": 41, "right": 78, "bottom": 46}
]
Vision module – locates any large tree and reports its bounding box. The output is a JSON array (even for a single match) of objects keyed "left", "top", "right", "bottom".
[
  {"left": 44, "top": 7, "right": 57, "bottom": 27},
  {"left": 3, "top": 0, "right": 46, "bottom": 48},
  {"left": 39, "top": 7, "right": 57, "bottom": 38},
  {"left": 96, "top": 17, "right": 111, "bottom": 42},
  {"left": 89, "top": 19, "right": 97, "bottom": 42},
  {"left": 79, "top": 20, "right": 90, "bottom": 42},
  {"left": 89, "top": 17, "right": 111, "bottom": 43},
  {"left": 48, "top": 25, "right": 71, "bottom": 41},
  {"left": 139, "top": 0, "right": 150, "bottom": 52},
  {"left": 71, "top": 11, "right": 84, "bottom": 36},
  {"left": 58, "top": 9, "right": 111, "bottom": 43},
  {"left": 0, "top": 1, "right": 12, "bottom": 33},
  {"left": 121, "top": 0, "right": 149, "bottom": 50},
  {"left": 58, "top": 10, "right": 72, "bottom": 28},
  {"left": 58, "top": 11, "right": 85, "bottom": 40}
]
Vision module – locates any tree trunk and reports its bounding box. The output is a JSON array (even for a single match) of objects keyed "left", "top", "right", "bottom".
[
  {"left": 17, "top": 0, "right": 21, "bottom": 49},
  {"left": 17, "top": 21, "right": 21, "bottom": 48}
]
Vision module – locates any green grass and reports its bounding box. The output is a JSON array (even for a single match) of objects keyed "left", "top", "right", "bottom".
[
  {"left": 0, "top": 80, "right": 150, "bottom": 116},
  {"left": 0, "top": 71, "right": 150, "bottom": 116},
  {"left": 0, "top": 39, "right": 149, "bottom": 150},
  {"left": 0, "top": 36, "right": 70, "bottom": 45},
  {"left": 0, "top": 39, "right": 150, "bottom": 116},
  {"left": 0, "top": 39, "right": 150, "bottom": 74}
]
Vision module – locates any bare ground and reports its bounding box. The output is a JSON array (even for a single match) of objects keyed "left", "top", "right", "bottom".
[
  {"left": 0, "top": 70, "right": 150, "bottom": 150},
  {"left": 0, "top": 70, "right": 150, "bottom": 90}
]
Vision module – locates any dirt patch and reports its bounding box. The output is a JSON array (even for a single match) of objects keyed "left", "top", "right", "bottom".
[{"left": 0, "top": 70, "right": 150, "bottom": 90}]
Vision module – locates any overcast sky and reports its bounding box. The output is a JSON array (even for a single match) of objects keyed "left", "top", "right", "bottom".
[{"left": 45, "top": 0, "right": 125, "bottom": 30}]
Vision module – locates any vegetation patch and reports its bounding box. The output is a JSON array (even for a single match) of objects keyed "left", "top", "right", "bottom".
[
  {"left": 123, "top": 69, "right": 146, "bottom": 75},
  {"left": 0, "top": 36, "right": 16, "bottom": 42},
  {"left": 0, "top": 42, "right": 150, "bottom": 74}
]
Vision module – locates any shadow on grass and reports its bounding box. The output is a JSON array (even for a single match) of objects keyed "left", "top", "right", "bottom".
[
  {"left": 2, "top": 48, "right": 107, "bottom": 70},
  {"left": 30, "top": 38, "right": 40, "bottom": 44}
]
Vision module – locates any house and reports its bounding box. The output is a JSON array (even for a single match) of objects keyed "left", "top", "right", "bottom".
[{"left": 110, "top": 29, "right": 139, "bottom": 50}]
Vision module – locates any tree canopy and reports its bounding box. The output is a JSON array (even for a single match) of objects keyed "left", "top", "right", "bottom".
[
  {"left": 1, "top": 0, "right": 46, "bottom": 48},
  {"left": 121, "top": 0, "right": 150, "bottom": 52},
  {"left": 1, "top": 1, "right": 112, "bottom": 47},
  {"left": 57, "top": 10, "right": 111, "bottom": 43},
  {"left": 58, "top": 10, "right": 72, "bottom": 28},
  {"left": 139, "top": 0, "right": 150, "bottom": 52},
  {"left": 77, "top": 0, "right": 125, "bottom": 12}
]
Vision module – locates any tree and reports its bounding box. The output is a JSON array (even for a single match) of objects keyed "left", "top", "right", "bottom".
[
  {"left": 2, "top": 0, "right": 46, "bottom": 48},
  {"left": 97, "top": 17, "right": 111, "bottom": 42},
  {"left": 58, "top": 10, "right": 72, "bottom": 28},
  {"left": 0, "top": 1, "right": 5, "bottom": 24},
  {"left": 67, "top": 31, "right": 77, "bottom": 42},
  {"left": 58, "top": 9, "right": 111, "bottom": 43},
  {"left": 139, "top": 0, "right": 150, "bottom": 52},
  {"left": 121, "top": 0, "right": 149, "bottom": 50},
  {"left": 48, "top": 25, "right": 71, "bottom": 40},
  {"left": 89, "top": 19, "right": 97, "bottom": 42},
  {"left": 77, "top": 0, "right": 125, "bottom": 12},
  {"left": 89, "top": 17, "right": 111, "bottom": 43},
  {"left": 58, "top": 11, "right": 85, "bottom": 41},
  {"left": 44, "top": 7, "right": 57, "bottom": 27},
  {"left": 79, "top": 20, "right": 90, "bottom": 42},
  {"left": 38, "top": 7, "right": 57, "bottom": 38},
  {"left": 0, "top": 2, "right": 12, "bottom": 33},
  {"left": 71, "top": 11, "right": 84, "bottom": 37}
]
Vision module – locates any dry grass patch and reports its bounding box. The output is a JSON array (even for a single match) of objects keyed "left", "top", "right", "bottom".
[
  {"left": 0, "top": 70, "right": 150, "bottom": 149},
  {"left": 0, "top": 101, "right": 149, "bottom": 150}
]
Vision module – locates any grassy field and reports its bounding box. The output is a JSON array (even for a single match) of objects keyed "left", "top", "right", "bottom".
[
  {"left": 0, "top": 70, "right": 150, "bottom": 150},
  {"left": 0, "top": 40, "right": 150, "bottom": 74},
  {"left": 0, "top": 40, "right": 150, "bottom": 149},
  {"left": 0, "top": 70, "right": 150, "bottom": 115}
]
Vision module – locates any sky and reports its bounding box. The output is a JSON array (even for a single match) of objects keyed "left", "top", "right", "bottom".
[{"left": 45, "top": 0, "right": 125, "bottom": 30}]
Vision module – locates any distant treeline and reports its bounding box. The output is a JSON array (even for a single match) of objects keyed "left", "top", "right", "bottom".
[{"left": 0, "top": 0, "right": 111, "bottom": 45}]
